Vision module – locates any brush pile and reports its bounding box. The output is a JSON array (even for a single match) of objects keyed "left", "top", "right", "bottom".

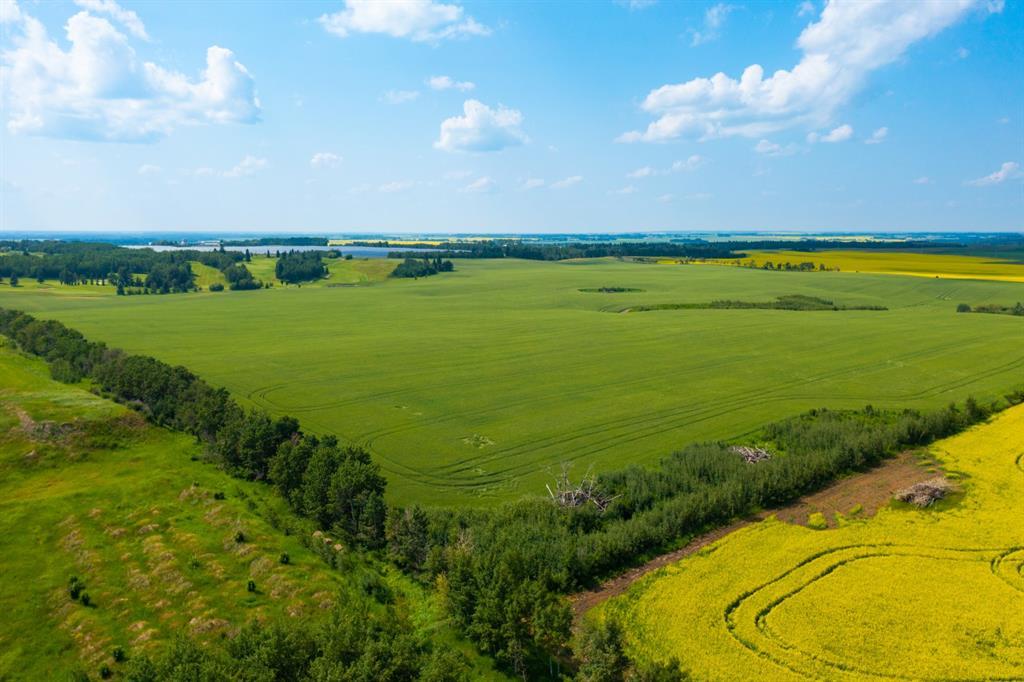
[{"left": 895, "top": 477, "right": 954, "bottom": 507}]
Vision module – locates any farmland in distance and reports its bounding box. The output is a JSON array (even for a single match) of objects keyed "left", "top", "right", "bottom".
[{"left": 0, "top": 256, "right": 1021, "bottom": 506}]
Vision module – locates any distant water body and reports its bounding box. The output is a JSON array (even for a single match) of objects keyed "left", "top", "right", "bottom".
[{"left": 123, "top": 244, "right": 438, "bottom": 258}]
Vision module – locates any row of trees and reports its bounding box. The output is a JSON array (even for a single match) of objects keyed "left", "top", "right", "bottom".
[
  {"left": 957, "top": 302, "right": 1024, "bottom": 316},
  {"left": 1, "top": 307, "right": 1015, "bottom": 679}
]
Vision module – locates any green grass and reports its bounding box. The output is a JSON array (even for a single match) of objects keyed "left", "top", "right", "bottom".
[
  {"left": 0, "top": 342, "right": 504, "bottom": 680},
  {"left": 0, "top": 258, "right": 1022, "bottom": 506}
]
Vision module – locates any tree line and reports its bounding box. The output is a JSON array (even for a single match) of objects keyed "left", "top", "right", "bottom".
[{"left": 1, "top": 306, "right": 1018, "bottom": 680}]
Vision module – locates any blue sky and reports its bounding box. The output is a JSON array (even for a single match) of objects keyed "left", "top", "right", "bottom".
[{"left": 0, "top": 0, "right": 1021, "bottom": 233}]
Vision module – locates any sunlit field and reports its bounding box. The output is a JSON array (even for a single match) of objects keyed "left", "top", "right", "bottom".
[
  {"left": 1, "top": 257, "right": 1022, "bottom": 506},
  {"left": 599, "top": 402, "right": 1024, "bottom": 680},
  {"left": 720, "top": 249, "right": 1024, "bottom": 282}
]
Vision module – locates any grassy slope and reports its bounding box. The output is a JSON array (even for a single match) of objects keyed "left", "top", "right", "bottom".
[
  {"left": 600, "top": 402, "right": 1024, "bottom": 680},
  {"left": 0, "top": 258, "right": 1021, "bottom": 506},
  {"left": 727, "top": 249, "right": 1024, "bottom": 282},
  {"left": 0, "top": 342, "right": 503, "bottom": 680}
]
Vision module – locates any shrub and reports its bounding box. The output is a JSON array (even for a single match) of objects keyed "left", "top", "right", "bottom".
[
  {"left": 80, "top": 592, "right": 92, "bottom": 607},
  {"left": 279, "top": 552, "right": 290, "bottom": 565},
  {"left": 99, "top": 665, "right": 112, "bottom": 679},
  {"left": 209, "top": 282, "right": 224, "bottom": 292},
  {"left": 112, "top": 646, "right": 126, "bottom": 663},
  {"left": 956, "top": 303, "right": 972, "bottom": 313},
  {"left": 807, "top": 512, "right": 828, "bottom": 530},
  {"left": 246, "top": 580, "right": 257, "bottom": 593},
  {"left": 68, "top": 576, "right": 84, "bottom": 600},
  {"left": 234, "top": 530, "right": 246, "bottom": 543},
  {"left": 213, "top": 491, "right": 226, "bottom": 500}
]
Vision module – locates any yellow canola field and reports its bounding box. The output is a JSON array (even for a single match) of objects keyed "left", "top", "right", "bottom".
[
  {"left": 602, "top": 403, "right": 1024, "bottom": 681},
  {"left": 720, "top": 250, "right": 1024, "bottom": 283}
]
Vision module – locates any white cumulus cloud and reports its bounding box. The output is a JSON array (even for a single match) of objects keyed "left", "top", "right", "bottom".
[
  {"left": 808, "top": 123, "right": 853, "bottom": 143},
  {"left": 74, "top": 0, "right": 148, "bottom": 40},
  {"left": 434, "top": 99, "right": 527, "bottom": 153},
  {"left": 310, "top": 152, "right": 342, "bottom": 169},
  {"left": 620, "top": 0, "right": 999, "bottom": 142},
  {"left": 428, "top": 75, "right": 475, "bottom": 91},
  {"left": 319, "top": 0, "right": 490, "bottom": 43},
  {"left": 223, "top": 155, "right": 268, "bottom": 178},
  {"left": 966, "top": 161, "right": 1022, "bottom": 187},
  {"left": 754, "top": 139, "right": 796, "bottom": 156},
  {"left": 1, "top": 3, "right": 260, "bottom": 142},
  {"left": 865, "top": 126, "right": 888, "bottom": 144}
]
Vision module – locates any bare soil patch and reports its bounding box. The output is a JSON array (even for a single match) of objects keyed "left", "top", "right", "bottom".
[{"left": 571, "top": 451, "right": 937, "bottom": 620}]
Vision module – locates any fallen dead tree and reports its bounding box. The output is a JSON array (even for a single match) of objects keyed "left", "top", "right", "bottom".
[
  {"left": 895, "top": 477, "right": 954, "bottom": 507},
  {"left": 547, "top": 464, "right": 619, "bottom": 513},
  {"left": 730, "top": 445, "right": 772, "bottom": 463}
]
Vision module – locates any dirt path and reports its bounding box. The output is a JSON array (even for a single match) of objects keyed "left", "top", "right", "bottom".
[{"left": 570, "top": 450, "right": 936, "bottom": 619}]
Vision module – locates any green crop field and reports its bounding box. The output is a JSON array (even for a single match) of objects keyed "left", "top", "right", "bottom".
[
  {"left": 0, "top": 340, "right": 502, "bottom": 680},
  {"left": 1, "top": 257, "right": 1022, "bottom": 506}
]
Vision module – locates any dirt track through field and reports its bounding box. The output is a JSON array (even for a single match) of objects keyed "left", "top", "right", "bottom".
[{"left": 570, "top": 451, "right": 936, "bottom": 620}]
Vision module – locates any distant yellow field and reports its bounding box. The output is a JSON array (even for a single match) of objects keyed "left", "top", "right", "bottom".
[
  {"left": 328, "top": 239, "right": 446, "bottom": 246},
  {"left": 601, "top": 403, "right": 1024, "bottom": 680},
  {"left": 717, "top": 249, "right": 1024, "bottom": 283}
]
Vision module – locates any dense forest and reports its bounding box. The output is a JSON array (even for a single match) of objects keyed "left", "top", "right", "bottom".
[
  {"left": 276, "top": 250, "right": 329, "bottom": 284},
  {"left": 1, "top": 307, "right": 1018, "bottom": 680},
  {"left": 390, "top": 256, "right": 455, "bottom": 279}
]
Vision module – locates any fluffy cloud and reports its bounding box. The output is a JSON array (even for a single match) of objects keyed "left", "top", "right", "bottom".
[
  {"left": 428, "top": 75, "right": 474, "bottom": 91},
  {"left": 620, "top": 0, "right": 999, "bottom": 142},
  {"left": 864, "top": 126, "right": 888, "bottom": 144},
  {"left": 689, "top": 3, "right": 736, "bottom": 47},
  {"left": 1, "top": 0, "right": 21, "bottom": 24},
  {"left": 460, "top": 176, "right": 496, "bottom": 193},
  {"left": 434, "top": 100, "right": 527, "bottom": 153},
  {"left": 754, "top": 139, "right": 797, "bottom": 156},
  {"left": 550, "top": 175, "right": 582, "bottom": 189},
  {"left": 966, "top": 161, "right": 1022, "bottom": 186},
  {"left": 310, "top": 152, "right": 342, "bottom": 169},
  {"left": 808, "top": 123, "right": 853, "bottom": 143},
  {"left": 383, "top": 89, "right": 419, "bottom": 104},
  {"left": 319, "top": 0, "right": 489, "bottom": 43},
  {"left": 223, "top": 155, "right": 268, "bottom": 178},
  {"left": 1, "top": 2, "right": 260, "bottom": 142},
  {"left": 74, "top": 0, "right": 148, "bottom": 40},
  {"left": 627, "top": 166, "right": 655, "bottom": 178}
]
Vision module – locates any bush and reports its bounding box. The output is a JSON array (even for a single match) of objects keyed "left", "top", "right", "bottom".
[
  {"left": 68, "top": 576, "right": 84, "bottom": 600},
  {"left": 112, "top": 646, "right": 126, "bottom": 663},
  {"left": 807, "top": 512, "right": 828, "bottom": 530},
  {"left": 279, "top": 552, "right": 290, "bottom": 565},
  {"left": 234, "top": 530, "right": 246, "bottom": 543},
  {"left": 209, "top": 282, "right": 224, "bottom": 292},
  {"left": 99, "top": 664, "right": 112, "bottom": 679},
  {"left": 246, "top": 580, "right": 257, "bottom": 593},
  {"left": 956, "top": 303, "right": 971, "bottom": 313},
  {"left": 80, "top": 592, "right": 92, "bottom": 607}
]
